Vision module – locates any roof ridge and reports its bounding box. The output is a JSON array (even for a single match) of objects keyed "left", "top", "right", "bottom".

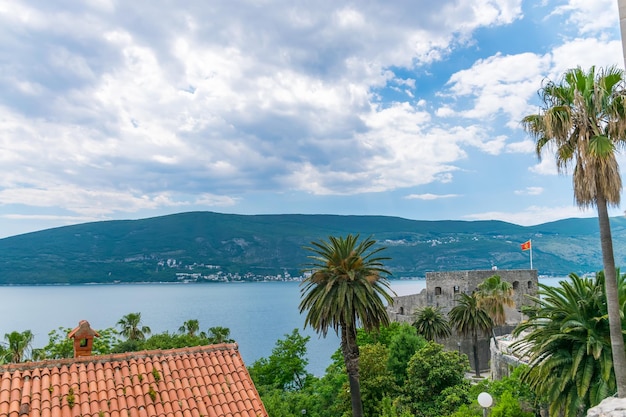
[{"left": 0, "top": 342, "right": 239, "bottom": 373}]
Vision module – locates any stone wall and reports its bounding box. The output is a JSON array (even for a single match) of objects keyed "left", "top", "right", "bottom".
[
  {"left": 386, "top": 269, "right": 538, "bottom": 372},
  {"left": 387, "top": 269, "right": 538, "bottom": 322}
]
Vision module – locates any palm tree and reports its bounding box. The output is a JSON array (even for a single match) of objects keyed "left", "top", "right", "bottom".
[
  {"left": 476, "top": 274, "right": 514, "bottom": 327},
  {"left": 300, "top": 234, "right": 394, "bottom": 417},
  {"left": 4, "top": 330, "right": 34, "bottom": 363},
  {"left": 522, "top": 65, "right": 626, "bottom": 397},
  {"left": 412, "top": 306, "right": 451, "bottom": 341},
  {"left": 178, "top": 319, "right": 200, "bottom": 337},
  {"left": 117, "top": 312, "right": 151, "bottom": 341},
  {"left": 207, "top": 326, "right": 234, "bottom": 344},
  {"left": 513, "top": 272, "right": 624, "bottom": 416},
  {"left": 448, "top": 292, "right": 493, "bottom": 377}
]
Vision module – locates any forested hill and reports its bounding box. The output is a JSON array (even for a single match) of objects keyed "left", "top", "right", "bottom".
[{"left": 1, "top": 211, "right": 625, "bottom": 285}]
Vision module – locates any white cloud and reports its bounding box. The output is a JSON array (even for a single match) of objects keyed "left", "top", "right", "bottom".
[
  {"left": 464, "top": 205, "right": 596, "bottom": 226},
  {"left": 405, "top": 193, "right": 460, "bottom": 200},
  {"left": 0, "top": 0, "right": 622, "bottom": 235},
  {"left": 506, "top": 139, "right": 535, "bottom": 153},
  {"left": 529, "top": 156, "right": 560, "bottom": 175},
  {"left": 551, "top": 0, "right": 617, "bottom": 35},
  {"left": 514, "top": 187, "right": 543, "bottom": 196}
]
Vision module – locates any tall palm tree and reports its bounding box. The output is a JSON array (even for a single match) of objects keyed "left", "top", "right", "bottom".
[
  {"left": 117, "top": 312, "right": 151, "bottom": 341},
  {"left": 513, "top": 272, "right": 624, "bottom": 416},
  {"left": 300, "top": 234, "right": 394, "bottom": 417},
  {"left": 412, "top": 306, "right": 451, "bottom": 342},
  {"left": 522, "top": 65, "right": 626, "bottom": 397},
  {"left": 448, "top": 292, "right": 493, "bottom": 377},
  {"left": 4, "top": 330, "right": 34, "bottom": 363},
  {"left": 476, "top": 274, "right": 515, "bottom": 327},
  {"left": 178, "top": 319, "right": 200, "bottom": 337}
]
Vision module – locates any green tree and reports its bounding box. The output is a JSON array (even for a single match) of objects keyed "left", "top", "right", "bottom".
[
  {"left": 476, "top": 275, "right": 514, "bottom": 327},
  {"left": 356, "top": 321, "right": 404, "bottom": 347},
  {"left": 448, "top": 292, "right": 493, "bottom": 377},
  {"left": 387, "top": 323, "right": 427, "bottom": 386},
  {"left": 300, "top": 234, "right": 395, "bottom": 417},
  {"left": 359, "top": 343, "right": 398, "bottom": 417},
  {"left": 313, "top": 349, "right": 351, "bottom": 417},
  {"left": 491, "top": 391, "right": 534, "bottom": 417},
  {"left": 522, "top": 65, "right": 626, "bottom": 396},
  {"left": 249, "top": 329, "right": 312, "bottom": 391},
  {"left": 206, "top": 326, "right": 234, "bottom": 344},
  {"left": 117, "top": 312, "right": 151, "bottom": 341},
  {"left": 401, "top": 341, "right": 471, "bottom": 417},
  {"left": 39, "top": 327, "right": 118, "bottom": 359},
  {"left": 513, "top": 272, "right": 624, "bottom": 416},
  {"left": 412, "top": 306, "right": 452, "bottom": 342},
  {"left": 178, "top": 319, "right": 200, "bottom": 337},
  {"left": 3, "top": 330, "right": 34, "bottom": 363}
]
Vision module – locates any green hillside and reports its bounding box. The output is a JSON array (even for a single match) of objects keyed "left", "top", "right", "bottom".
[{"left": 0, "top": 211, "right": 624, "bottom": 284}]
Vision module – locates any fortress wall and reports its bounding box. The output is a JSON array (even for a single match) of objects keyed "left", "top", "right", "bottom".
[{"left": 386, "top": 269, "right": 538, "bottom": 372}]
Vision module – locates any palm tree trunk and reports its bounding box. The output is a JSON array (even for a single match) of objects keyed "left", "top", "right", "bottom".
[
  {"left": 473, "top": 331, "right": 481, "bottom": 378},
  {"left": 341, "top": 324, "right": 364, "bottom": 417},
  {"left": 597, "top": 195, "right": 626, "bottom": 397},
  {"left": 619, "top": 0, "right": 626, "bottom": 68}
]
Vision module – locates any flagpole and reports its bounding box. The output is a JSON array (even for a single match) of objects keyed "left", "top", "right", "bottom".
[{"left": 530, "top": 239, "right": 533, "bottom": 270}]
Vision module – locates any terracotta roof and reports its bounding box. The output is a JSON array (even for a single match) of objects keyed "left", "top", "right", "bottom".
[{"left": 0, "top": 343, "right": 268, "bottom": 417}]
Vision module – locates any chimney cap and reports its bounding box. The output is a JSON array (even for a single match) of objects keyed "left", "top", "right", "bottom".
[{"left": 68, "top": 320, "right": 100, "bottom": 339}]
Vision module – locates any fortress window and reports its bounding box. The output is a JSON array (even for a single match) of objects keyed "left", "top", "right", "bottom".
[
  {"left": 512, "top": 281, "right": 519, "bottom": 290},
  {"left": 453, "top": 285, "right": 459, "bottom": 293},
  {"left": 527, "top": 281, "right": 532, "bottom": 289},
  {"left": 435, "top": 287, "right": 442, "bottom": 295},
  {"left": 399, "top": 307, "right": 405, "bottom": 315}
]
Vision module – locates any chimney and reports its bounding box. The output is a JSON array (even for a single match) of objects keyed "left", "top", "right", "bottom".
[{"left": 68, "top": 320, "right": 100, "bottom": 358}]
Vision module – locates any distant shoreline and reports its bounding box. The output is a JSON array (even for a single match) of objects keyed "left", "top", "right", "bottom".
[{"left": 0, "top": 276, "right": 427, "bottom": 287}]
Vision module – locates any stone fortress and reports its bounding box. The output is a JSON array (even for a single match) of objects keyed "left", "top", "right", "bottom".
[{"left": 386, "top": 269, "right": 538, "bottom": 372}]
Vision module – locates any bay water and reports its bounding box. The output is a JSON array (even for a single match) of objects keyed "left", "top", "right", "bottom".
[
  {"left": 0, "top": 280, "right": 426, "bottom": 376},
  {"left": 0, "top": 277, "right": 566, "bottom": 376}
]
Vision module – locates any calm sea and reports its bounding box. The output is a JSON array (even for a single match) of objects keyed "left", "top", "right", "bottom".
[
  {"left": 0, "top": 277, "right": 566, "bottom": 376},
  {"left": 0, "top": 280, "right": 426, "bottom": 376}
]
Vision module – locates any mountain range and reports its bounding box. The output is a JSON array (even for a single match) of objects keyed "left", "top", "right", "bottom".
[{"left": 0, "top": 211, "right": 625, "bottom": 285}]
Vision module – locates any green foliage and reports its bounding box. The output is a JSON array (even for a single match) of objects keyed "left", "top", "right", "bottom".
[
  {"left": 476, "top": 274, "right": 514, "bottom": 327},
  {"left": 300, "top": 234, "right": 394, "bottom": 417},
  {"left": 66, "top": 387, "right": 75, "bottom": 408},
  {"left": 401, "top": 341, "right": 471, "bottom": 417},
  {"left": 249, "top": 329, "right": 313, "bottom": 391},
  {"left": 39, "top": 327, "right": 118, "bottom": 359},
  {"left": 310, "top": 349, "right": 351, "bottom": 417},
  {"left": 386, "top": 323, "right": 426, "bottom": 385},
  {"left": 206, "top": 326, "right": 234, "bottom": 344},
  {"left": 356, "top": 321, "right": 404, "bottom": 346},
  {"left": 472, "top": 366, "right": 536, "bottom": 411},
  {"left": 117, "top": 312, "right": 151, "bottom": 341},
  {"left": 491, "top": 391, "right": 534, "bottom": 417},
  {"left": 3, "top": 330, "right": 34, "bottom": 363},
  {"left": 300, "top": 234, "right": 394, "bottom": 335},
  {"left": 513, "top": 272, "right": 624, "bottom": 416},
  {"left": 412, "top": 306, "right": 451, "bottom": 341},
  {"left": 178, "top": 319, "right": 200, "bottom": 336},
  {"left": 358, "top": 343, "right": 398, "bottom": 416},
  {"left": 448, "top": 292, "right": 493, "bottom": 376}
]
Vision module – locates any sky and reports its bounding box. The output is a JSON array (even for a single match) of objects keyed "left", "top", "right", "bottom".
[{"left": 0, "top": 0, "right": 625, "bottom": 238}]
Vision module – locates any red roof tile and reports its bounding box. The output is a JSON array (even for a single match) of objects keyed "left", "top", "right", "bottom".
[{"left": 0, "top": 344, "right": 268, "bottom": 417}]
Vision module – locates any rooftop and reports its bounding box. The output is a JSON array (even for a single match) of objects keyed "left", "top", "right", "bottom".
[{"left": 0, "top": 343, "right": 268, "bottom": 417}]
